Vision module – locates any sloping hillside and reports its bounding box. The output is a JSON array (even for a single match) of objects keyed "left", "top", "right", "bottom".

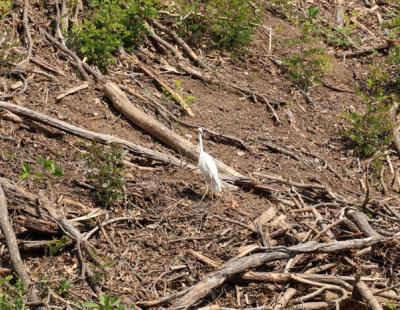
[{"left": 0, "top": 0, "right": 399, "bottom": 309}]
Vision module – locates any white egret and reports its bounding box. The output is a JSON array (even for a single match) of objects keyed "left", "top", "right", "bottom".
[{"left": 197, "top": 127, "right": 222, "bottom": 198}]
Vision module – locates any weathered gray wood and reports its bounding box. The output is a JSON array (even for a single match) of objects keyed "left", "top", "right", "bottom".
[{"left": 0, "top": 184, "right": 42, "bottom": 305}]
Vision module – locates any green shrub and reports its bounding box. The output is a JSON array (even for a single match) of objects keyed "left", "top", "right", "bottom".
[
  {"left": 344, "top": 65, "right": 397, "bottom": 157},
  {"left": 344, "top": 107, "right": 393, "bottom": 158},
  {"left": 70, "top": 0, "right": 158, "bottom": 70},
  {"left": 283, "top": 48, "right": 331, "bottom": 89},
  {"left": 0, "top": 276, "right": 25, "bottom": 310},
  {"left": 173, "top": 0, "right": 261, "bottom": 50},
  {"left": 85, "top": 143, "right": 126, "bottom": 207}
]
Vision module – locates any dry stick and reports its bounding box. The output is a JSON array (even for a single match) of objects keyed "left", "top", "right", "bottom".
[
  {"left": 390, "top": 102, "right": 400, "bottom": 155},
  {"left": 22, "top": 0, "right": 33, "bottom": 63},
  {"left": 136, "top": 288, "right": 190, "bottom": 308},
  {"left": 83, "top": 217, "right": 134, "bottom": 241},
  {"left": 188, "top": 250, "right": 221, "bottom": 268},
  {"left": 336, "top": 41, "right": 395, "bottom": 58},
  {"left": 0, "top": 72, "right": 28, "bottom": 100},
  {"left": 260, "top": 141, "right": 302, "bottom": 161},
  {"left": 121, "top": 53, "right": 194, "bottom": 116},
  {"left": 290, "top": 302, "right": 330, "bottom": 309},
  {"left": 0, "top": 185, "right": 42, "bottom": 305},
  {"left": 253, "top": 172, "right": 341, "bottom": 201},
  {"left": 56, "top": 83, "right": 89, "bottom": 101},
  {"left": 171, "top": 237, "right": 384, "bottom": 309},
  {"left": 355, "top": 280, "right": 384, "bottom": 310},
  {"left": 336, "top": 0, "right": 345, "bottom": 28},
  {"left": 0, "top": 100, "right": 192, "bottom": 168},
  {"left": 150, "top": 19, "right": 209, "bottom": 69},
  {"left": 346, "top": 209, "right": 382, "bottom": 238},
  {"left": 228, "top": 83, "right": 281, "bottom": 125},
  {"left": 146, "top": 24, "right": 183, "bottom": 60},
  {"left": 313, "top": 219, "right": 344, "bottom": 241},
  {"left": 42, "top": 30, "right": 91, "bottom": 81},
  {"left": 31, "top": 57, "right": 66, "bottom": 76},
  {"left": 289, "top": 274, "right": 348, "bottom": 303},
  {"left": 242, "top": 271, "right": 380, "bottom": 285},
  {"left": 350, "top": 16, "right": 379, "bottom": 41}
]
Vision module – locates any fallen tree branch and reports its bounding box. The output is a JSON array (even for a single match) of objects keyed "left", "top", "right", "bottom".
[
  {"left": 355, "top": 280, "right": 383, "bottom": 310},
  {"left": 390, "top": 102, "right": 400, "bottom": 155},
  {"left": 336, "top": 40, "right": 397, "bottom": 58},
  {"left": 150, "top": 19, "right": 209, "bottom": 70},
  {"left": 42, "top": 30, "right": 90, "bottom": 81},
  {"left": 0, "top": 184, "right": 42, "bottom": 305},
  {"left": 22, "top": 0, "right": 33, "bottom": 63}
]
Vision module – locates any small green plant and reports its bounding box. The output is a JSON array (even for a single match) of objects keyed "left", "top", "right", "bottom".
[
  {"left": 385, "top": 300, "right": 398, "bottom": 310},
  {"left": 84, "top": 295, "right": 125, "bottom": 310},
  {"left": 267, "top": 0, "right": 293, "bottom": 19},
  {"left": 70, "top": 0, "right": 158, "bottom": 70},
  {"left": 284, "top": 48, "right": 331, "bottom": 89},
  {"left": 0, "top": 0, "right": 12, "bottom": 20},
  {"left": 0, "top": 275, "right": 25, "bottom": 310},
  {"left": 20, "top": 158, "right": 63, "bottom": 182},
  {"left": 58, "top": 279, "right": 71, "bottom": 297},
  {"left": 20, "top": 162, "right": 31, "bottom": 180},
  {"left": 37, "top": 158, "right": 64, "bottom": 177},
  {"left": 47, "top": 235, "right": 71, "bottom": 256},
  {"left": 185, "top": 95, "right": 196, "bottom": 105},
  {"left": 85, "top": 142, "right": 126, "bottom": 207},
  {"left": 173, "top": 79, "right": 183, "bottom": 89},
  {"left": 174, "top": 0, "right": 261, "bottom": 50}
]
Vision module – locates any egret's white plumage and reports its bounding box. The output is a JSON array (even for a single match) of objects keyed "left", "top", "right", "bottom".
[{"left": 197, "top": 128, "right": 222, "bottom": 194}]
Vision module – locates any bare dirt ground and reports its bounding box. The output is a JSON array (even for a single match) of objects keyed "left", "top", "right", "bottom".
[{"left": 0, "top": 1, "right": 399, "bottom": 309}]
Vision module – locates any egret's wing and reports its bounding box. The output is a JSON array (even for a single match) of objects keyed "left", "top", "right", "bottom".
[{"left": 203, "top": 153, "right": 222, "bottom": 192}]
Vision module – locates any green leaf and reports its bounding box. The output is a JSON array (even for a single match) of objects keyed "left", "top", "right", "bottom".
[
  {"left": 307, "top": 5, "right": 320, "bottom": 20},
  {"left": 20, "top": 163, "right": 31, "bottom": 180},
  {"left": 82, "top": 302, "right": 101, "bottom": 309}
]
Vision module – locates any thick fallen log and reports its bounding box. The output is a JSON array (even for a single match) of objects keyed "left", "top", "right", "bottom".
[{"left": 171, "top": 237, "right": 385, "bottom": 309}]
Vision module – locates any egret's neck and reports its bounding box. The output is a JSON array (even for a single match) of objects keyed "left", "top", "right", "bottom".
[{"left": 198, "top": 132, "right": 204, "bottom": 153}]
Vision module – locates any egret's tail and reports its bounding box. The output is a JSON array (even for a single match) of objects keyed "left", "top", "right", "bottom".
[{"left": 211, "top": 177, "right": 223, "bottom": 193}]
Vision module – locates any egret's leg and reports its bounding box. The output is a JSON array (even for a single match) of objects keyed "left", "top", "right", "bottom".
[{"left": 201, "top": 183, "right": 209, "bottom": 201}]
